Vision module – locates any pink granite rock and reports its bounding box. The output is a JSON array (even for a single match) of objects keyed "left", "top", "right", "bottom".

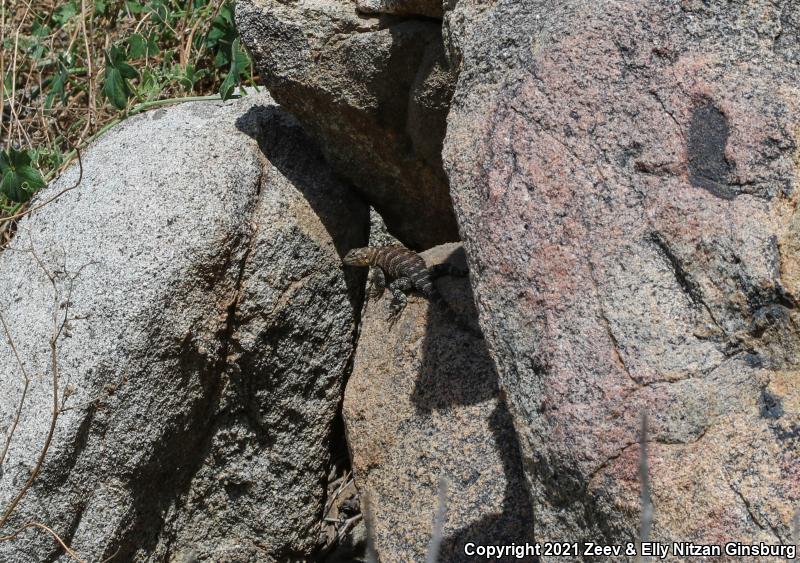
[
  {"left": 444, "top": 0, "right": 799, "bottom": 551},
  {"left": 343, "top": 244, "right": 533, "bottom": 561}
]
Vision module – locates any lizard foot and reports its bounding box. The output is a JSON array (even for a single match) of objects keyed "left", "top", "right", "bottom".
[{"left": 367, "top": 267, "right": 386, "bottom": 300}]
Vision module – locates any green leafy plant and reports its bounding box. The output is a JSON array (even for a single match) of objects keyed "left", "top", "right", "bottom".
[
  {"left": 219, "top": 37, "right": 249, "bottom": 100},
  {"left": 102, "top": 45, "right": 140, "bottom": 110},
  {"left": 0, "top": 149, "right": 46, "bottom": 204},
  {"left": 127, "top": 33, "right": 160, "bottom": 59},
  {"left": 1, "top": 0, "right": 258, "bottom": 217}
]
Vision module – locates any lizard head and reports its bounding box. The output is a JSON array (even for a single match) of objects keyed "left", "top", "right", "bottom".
[{"left": 343, "top": 247, "right": 373, "bottom": 266}]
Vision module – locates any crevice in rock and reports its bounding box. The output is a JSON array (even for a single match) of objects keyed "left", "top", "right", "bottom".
[
  {"left": 587, "top": 260, "right": 639, "bottom": 387},
  {"left": 648, "top": 232, "right": 726, "bottom": 338},
  {"left": 313, "top": 206, "right": 371, "bottom": 562},
  {"left": 586, "top": 440, "right": 638, "bottom": 488},
  {"left": 649, "top": 232, "right": 702, "bottom": 305},
  {"left": 112, "top": 171, "right": 265, "bottom": 560},
  {"left": 728, "top": 482, "right": 783, "bottom": 543}
]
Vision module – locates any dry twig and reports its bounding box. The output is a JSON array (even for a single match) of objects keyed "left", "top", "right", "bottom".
[
  {"left": 425, "top": 477, "right": 448, "bottom": 563},
  {"left": 0, "top": 239, "right": 86, "bottom": 535},
  {"left": 0, "top": 521, "right": 85, "bottom": 562},
  {"left": 638, "top": 412, "right": 653, "bottom": 563},
  {"left": 0, "top": 312, "right": 31, "bottom": 468}
]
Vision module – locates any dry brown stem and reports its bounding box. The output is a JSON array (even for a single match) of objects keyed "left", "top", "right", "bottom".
[
  {"left": 0, "top": 312, "right": 31, "bottom": 468},
  {"left": 0, "top": 521, "right": 85, "bottom": 562}
]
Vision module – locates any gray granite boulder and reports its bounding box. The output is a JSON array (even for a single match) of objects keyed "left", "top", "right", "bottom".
[
  {"left": 0, "top": 93, "right": 366, "bottom": 561},
  {"left": 235, "top": 0, "right": 458, "bottom": 249}
]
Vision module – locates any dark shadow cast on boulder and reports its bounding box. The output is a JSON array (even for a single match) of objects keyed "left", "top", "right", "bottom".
[
  {"left": 235, "top": 102, "right": 369, "bottom": 313},
  {"left": 413, "top": 249, "right": 536, "bottom": 561}
]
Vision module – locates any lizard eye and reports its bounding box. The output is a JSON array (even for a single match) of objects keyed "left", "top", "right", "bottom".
[{"left": 344, "top": 249, "right": 365, "bottom": 265}]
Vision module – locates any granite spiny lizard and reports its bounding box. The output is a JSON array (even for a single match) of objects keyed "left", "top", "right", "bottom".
[{"left": 343, "top": 245, "right": 478, "bottom": 334}]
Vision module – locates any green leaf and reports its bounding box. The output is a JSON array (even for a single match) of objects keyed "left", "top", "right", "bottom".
[
  {"left": 125, "top": 0, "right": 145, "bottom": 14},
  {"left": 145, "top": 0, "right": 169, "bottom": 24},
  {"left": 102, "top": 46, "right": 139, "bottom": 110},
  {"left": 53, "top": 1, "right": 79, "bottom": 26},
  {"left": 103, "top": 67, "right": 129, "bottom": 109},
  {"left": 3, "top": 73, "right": 13, "bottom": 97},
  {"left": 219, "top": 70, "right": 237, "bottom": 101},
  {"left": 128, "top": 33, "right": 159, "bottom": 58},
  {"left": 219, "top": 37, "right": 243, "bottom": 101},
  {"left": 0, "top": 148, "right": 45, "bottom": 203},
  {"left": 45, "top": 68, "right": 68, "bottom": 109},
  {"left": 179, "top": 64, "right": 208, "bottom": 93},
  {"left": 128, "top": 34, "right": 147, "bottom": 58},
  {"left": 207, "top": 3, "right": 237, "bottom": 68},
  {"left": 31, "top": 17, "right": 51, "bottom": 38},
  {"left": 136, "top": 68, "right": 162, "bottom": 101}
]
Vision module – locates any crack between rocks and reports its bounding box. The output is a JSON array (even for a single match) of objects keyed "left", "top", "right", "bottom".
[
  {"left": 586, "top": 440, "right": 638, "bottom": 487},
  {"left": 587, "top": 260, "right": 639, "bottom": 389},
  {"left": 728, "top": 482, "right": 783, "bottom": 544},
  {"left": 648, "top": 231, "right": 725, "bottom": 335}
]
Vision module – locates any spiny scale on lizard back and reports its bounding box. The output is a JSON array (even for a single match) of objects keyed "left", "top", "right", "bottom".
[
  {"left": 372, "top": 245, "right": 432, "bottom": 295},
  {"left": 343, "top": 244, "right": 480, "bottom": 336},
  {"left": 375, "top": 247, "right": 477, "bottom": 335}
]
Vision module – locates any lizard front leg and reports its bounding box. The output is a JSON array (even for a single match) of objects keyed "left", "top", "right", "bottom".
[
  {"left": 367, "top": 267, "right": 386, "bottom": 299},
  {"left": 387, "top": 277, "right": 413, "bottom": 319}
]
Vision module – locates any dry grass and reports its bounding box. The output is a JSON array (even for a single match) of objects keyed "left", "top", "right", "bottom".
[{"left": 0, "top": 0, "right": 255, "bottom": 222}]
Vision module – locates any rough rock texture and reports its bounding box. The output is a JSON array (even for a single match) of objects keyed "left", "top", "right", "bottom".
[
  {"left": 356, "top": 0, "right": 443, "bottom": 19},
  {"left": 0, "top": 94, "right": 366, "bottom": 561},
  {"left": 235, "top": 0, "right": 458, "bottom": 249},
  {"left": 443, "top": 0, "right": 800, "bottom": 552},
  {"left": 343, "top": 243, "right": 533, "bottom": 562}
]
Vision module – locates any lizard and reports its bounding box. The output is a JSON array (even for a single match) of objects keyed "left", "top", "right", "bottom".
[{"left": 342, "top": 244, "right": 479, "bottom": 335}]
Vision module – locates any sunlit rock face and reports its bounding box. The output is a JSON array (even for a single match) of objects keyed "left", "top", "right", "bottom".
[
  {"left": 0, "top": 94, "right": 366, "bottom": 562},
  {"left": 443, "top": 0, "right": 800, "bottom": 549}
]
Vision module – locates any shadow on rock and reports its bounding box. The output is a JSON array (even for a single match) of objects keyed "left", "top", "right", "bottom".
[
  {"left": 414, "top": 244, "right": 536, "bottom": 561},
  {"left": 235, "top": 103, "right": 369, "bottom": 311},
  {"left": 440, "top": 405, "right": 537, "bottom": 562}
]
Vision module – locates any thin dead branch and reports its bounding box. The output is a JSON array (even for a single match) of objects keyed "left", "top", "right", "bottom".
[
  {"left": 0, "top": 521, "right": 85, "bottom": 562},
  {"left": 425, "top": 477, "right": 448, "bottom": 563},
  {"left": 0, "top": 311, "right": 31, "bottom": 467},
  {"left": 0, "top": 241, "right": 80, "bottom": 529}
]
